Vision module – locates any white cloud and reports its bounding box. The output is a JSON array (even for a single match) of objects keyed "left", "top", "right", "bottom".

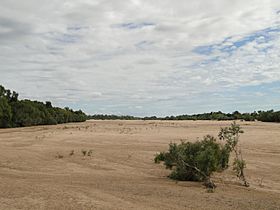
[{"left": 0, "top": 0, "right": 280, "bottom": 116}]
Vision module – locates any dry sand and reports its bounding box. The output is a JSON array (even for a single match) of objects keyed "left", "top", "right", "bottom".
[{"left": 0, "top": 120, "right": 279, "bottom": 210}]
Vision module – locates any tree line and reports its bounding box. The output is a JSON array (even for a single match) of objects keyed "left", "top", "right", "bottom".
[
  {"left": 88, "top": 114, "right": 140, "bottom": 120},
  {"left": 0, "top": 85, "right": 87, "bottom": 128},
  {"left": 89, "top": 110, "right": 280, "bottom": 123},
  {"left": 2, "top": 84, "right": 279, "bottom": 128}
]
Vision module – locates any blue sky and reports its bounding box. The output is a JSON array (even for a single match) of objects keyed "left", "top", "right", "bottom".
[{"left": 0, "top": 0, "right": 280, "bottom": 116}]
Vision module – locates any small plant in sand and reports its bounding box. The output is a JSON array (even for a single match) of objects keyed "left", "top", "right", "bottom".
[
  {"left": 81, "top": 149, "right": 93, "bottom": 157},
  {"left": 87, "top": 149, "right": 93, "bottom": 156},
  {"left": 81, "top": 149, "right": 87, "bottom": 156},
  {"left": 69, "top": 150, "right": 74, "bottom": 156},
  {"left": 155, "top": 122, "right": 248, "bottom": 189},
  {"left": 55, "top": 153, "right": 64, "bottom": 159},
  {"left": 218, "top": 122, "right": 249, "bottom": 187}
]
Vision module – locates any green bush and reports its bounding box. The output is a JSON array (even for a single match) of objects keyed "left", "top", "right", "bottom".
[
  {"left": 155, "top": 135, "right": 230, "bottom": 186},
  {"left": 155, "top": 122, "right": 248, "bottom": 188}
]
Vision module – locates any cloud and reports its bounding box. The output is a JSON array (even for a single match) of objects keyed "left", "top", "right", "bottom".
[
  {"left": 193, "top": 26, "right": 280, "bottom": 56},
  {"left": 0, "top": 0, "right": 280, "bottom": 116},
  {"left": 0, "top": 16, "right": 32, "bottom": 41},
  {"left": 115, "top": 22, "right": 155, "bottom": 30}
]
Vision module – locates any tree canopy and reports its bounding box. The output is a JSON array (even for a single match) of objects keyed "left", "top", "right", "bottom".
[{"left": 0, "top": 85, "right": 87, "bottom": 128}]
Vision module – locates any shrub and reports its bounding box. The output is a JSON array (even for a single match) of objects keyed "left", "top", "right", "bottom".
[
  {"left": 81, "top": 149, "right": 87, "bottom": 156},
  {"left": 219, "top": 122, "right": 249, "bottom": 187},
  {"left": 155, "top": 122, "right": 248, "bottom": 188},
  {"left": 155, "top": 135, "right": 230, "bottom": 188},
  {"left": 87, "top": 149, "right": 93, "bottom": 156},
  {"left": 69, "top": 150, "right": 74, "bottom": 156},
  {"left": 55, "top": 153, "right": 64, "bottom": 159}
]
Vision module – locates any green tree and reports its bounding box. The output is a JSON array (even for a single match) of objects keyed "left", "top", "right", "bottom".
[
  {"left": 0, "top": 97, "right": 12, "bottom": 128},
  {"left": 46, "top": 101, "right": 52, "bottom": 108},
  {"left": 218, "top": 122, "right": 249, "bottom": 187}
]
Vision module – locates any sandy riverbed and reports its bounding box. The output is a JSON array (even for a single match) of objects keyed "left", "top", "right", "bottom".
[{"left": 0, "top": 120, "right": 279, "bottom": 209}]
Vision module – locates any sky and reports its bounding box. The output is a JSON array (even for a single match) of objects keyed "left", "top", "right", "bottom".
[{"left": 0, "top": 0, "right": 280, "bottom": 116}]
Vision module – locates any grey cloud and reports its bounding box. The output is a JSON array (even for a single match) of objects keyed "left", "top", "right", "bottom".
[
  {"left": 0, "top": 17, "right": 32, "bottom": 41},
  {"left": 136, "top": 58, "right": 158, "bottom": 65}
]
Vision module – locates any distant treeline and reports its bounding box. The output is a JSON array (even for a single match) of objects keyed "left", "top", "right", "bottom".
[
  {"left": 2, "top": 84, "right": 279, "bottom": 128},
  {"left": 88, "top": 114, "right": 141, "bottom": 120},
  {"left": 89, "top": 110, "right": 280, "bottom": 123},
  {"left": 0, "top": 85, "right": 87, "bottom": 128}
]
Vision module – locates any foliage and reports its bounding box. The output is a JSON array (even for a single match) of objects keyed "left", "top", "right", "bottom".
[
  {"left": 155, "top": 122, "right": 248, "bottom": 188},
  {"left": 219, "top": 122, "right": 249, "bottom": 187},
  {"left": 0, "top": 97, "right": 12, "bottom": 128},
  {"left": 233, "top": 159, "right": 246, "bottom": 179},
  {"left": 0, "top": 85, "right": 87, "bottom": 128},
  {"left": 257, "top": 110, "right": 280, "bottom": 122},
  {"left": 89, "top": 110, "right": 280, "bottom": 122},
  {"left": 155, "top": 135, "right": 230, "bottom": 188},
  {"left": 152, "top": 111, "right": 258, "bottom": 121},
  {"left": 88, "top": 114, "right": 140, "bottom": 120}
]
